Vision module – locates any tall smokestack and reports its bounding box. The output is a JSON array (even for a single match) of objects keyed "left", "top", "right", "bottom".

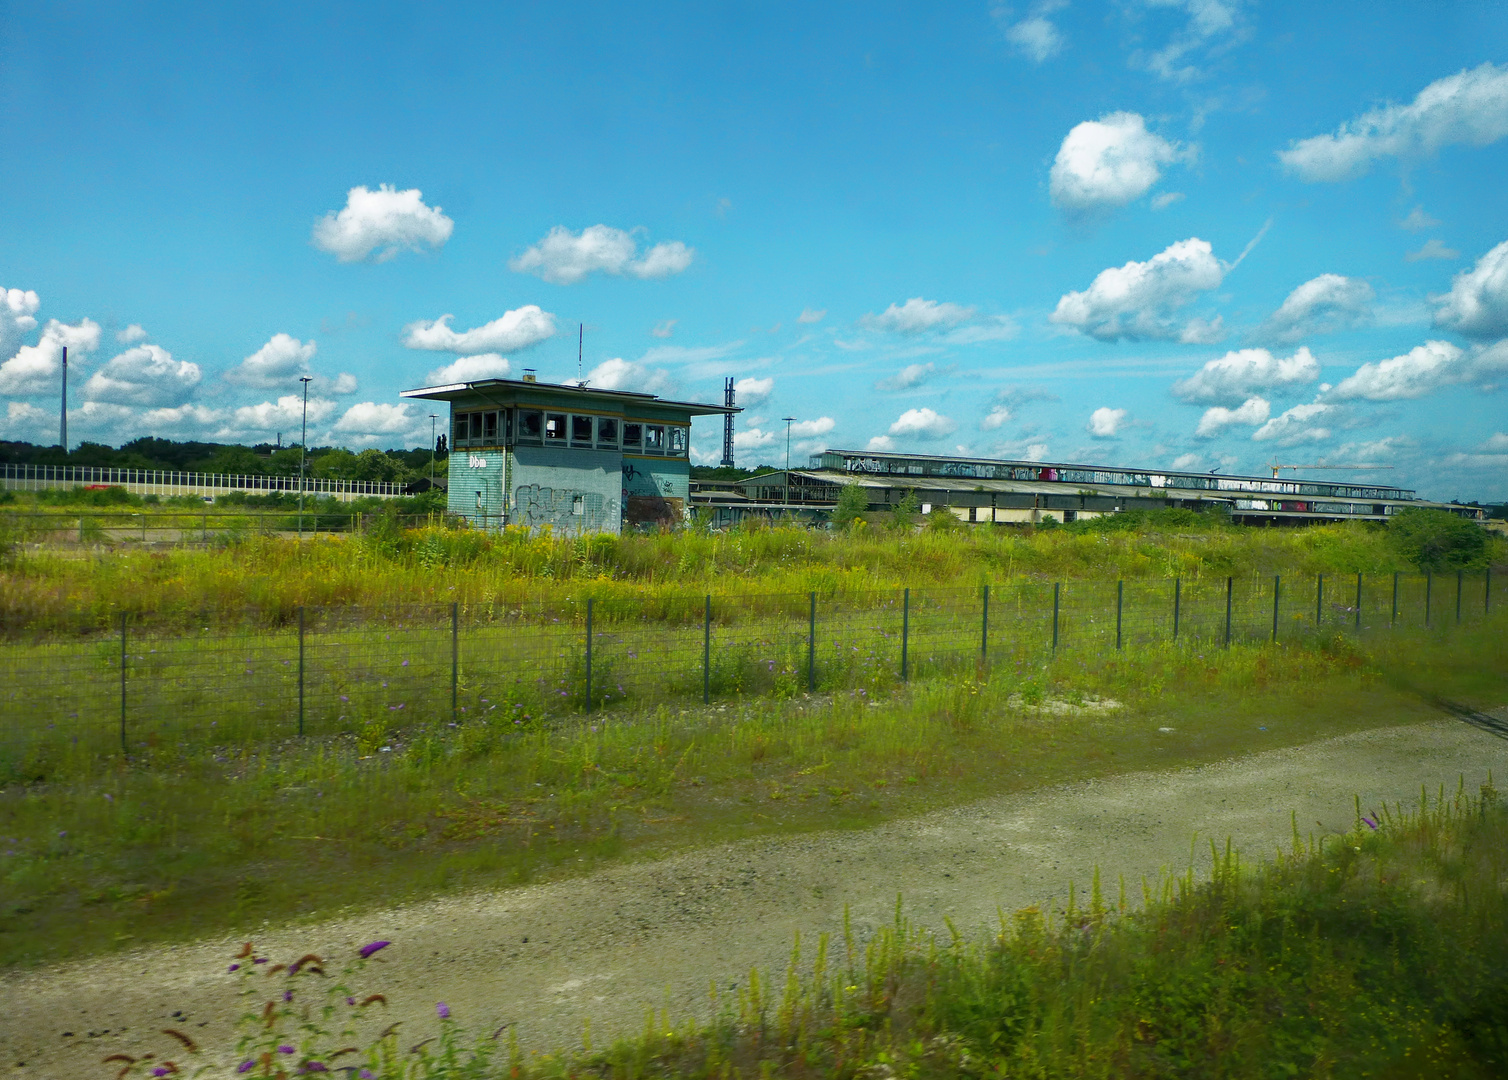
[
  {"left": 721, "top": 377, "right": 735, "bottom": 467},
  {"left": 59, "top": 346, "right": 68, "bottom": 454}
]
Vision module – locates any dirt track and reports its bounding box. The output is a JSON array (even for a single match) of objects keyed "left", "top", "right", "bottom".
[{"left": 5, "top": 716, "right": 1506, "bottom": 1077}]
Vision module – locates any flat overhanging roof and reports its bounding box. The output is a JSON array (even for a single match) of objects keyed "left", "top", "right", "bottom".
[{"left": 400, "top": 377, "right": 737, "bottom": 416}]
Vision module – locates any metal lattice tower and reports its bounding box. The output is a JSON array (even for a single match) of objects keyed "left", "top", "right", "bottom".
[{"left": 721, "top": 377, "right": 735, "bottom": 466}]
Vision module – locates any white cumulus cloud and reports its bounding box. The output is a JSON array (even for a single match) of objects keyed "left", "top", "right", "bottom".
[
  {"left": 115, "top": 324, "right": 148, "bottom": 344},
  {"left": 1, "top": 287, "right": 41, "bottom": 360},
  {"left": 1406, "top": 239, "right": 1459, "bottom": 262},
  {"left": 332, "top": 402, "right": 415, "bottom": 435},
  {"left": 1255, "top": 275, "right": 1374, "bottom": 343},
  {"left": 1195, "top": 396, "right": 1270, "bottom": 438},
  {"left": 797, "top": 307, "right": 827, "bottom": 324},
  {"left": 1086, "top": 406, "right": 1127, "bottom": 438},
  {"left": 1051, "top": 237, "right": 1225, "bottom": 342},
  {"left": 888, "top": 407, "right": 956, "bottom": 439},
  {"left": 733, "top": 427, "right": 779, "bottom": 452},
  {"left": 1172, "top": 346, "right": 1319, "bottom": 405},
  {"left": 312, "top": 184, "right": 454, "bottom": 263},
  {"left": 508, "top": 225, "right": 694, "bottom": 284},
  {"left": 402, "top": 306, "right": 557, "bottom": 353},
  {"left": 1139, "top": 0, "right": 1245, "bottom": 82},
  {"left": 866, "top": 434, "right": 896, "bottom": 452},
  {"left": 1325, "top": 340, "right": 1466, "bottom": 401},
  {"left": 877, "top": 363, "right": 935, "bottom": 391},
  {"left": 980, "top": 405, "right": 1013, "bottom": 430},
  {"left": 0, "top": 317, "right": 101, "bottom": 396},
  {"left": 583, "top": 357, "right": 675, "bottom": 395},
  {"left": 862, "top": 297, "right": 975, "bottom": 334},
  {"left": 1050, "top": 112, "right": 1192, "bottom": 214},
  {"left": 224, "top": 333, "right": 318, "bottom": 388},
  {"left": 1433, "top": 239, "right": 1508, "bottom": 340},
  {"left": 1251, "top": 403, "right": 1334, "bottom": 445},
  {"left": 789, "top": 417, "right": 836, "bottom": 438},
  {"left": 999, "top": 1, "right": 1068, "bottom": 62},
  {"left": 425, "top": 354, "right": 512, "bottom": 384},
  {"left": 1278, "top": 63, "right": 1508, "bottom": 182},
  {"left": 733, "top": 376, "right": 774, "bottom": 407},
  {"left": 83, "top": 345, "right": 202, "bottom": 406},
  {"left": 231, "top": 395, "right": 338, "bottom": 434}
]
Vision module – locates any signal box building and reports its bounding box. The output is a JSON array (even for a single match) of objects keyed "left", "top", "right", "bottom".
[{"left": 401, "top": 375, "right": 735, "bottom": 534}]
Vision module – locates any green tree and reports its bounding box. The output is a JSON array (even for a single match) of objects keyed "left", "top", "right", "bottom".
[
  {"left": 889, "top": 489, "right": 921, "bottom": 530},
  {"left": 310, "top": 448, "right": 360, "bottom": 480},
  {"left": 201, "top": 445, "right": 268, "bottom": 475},
  {"left": 1387, "top": 508, "right": 1490, "bottom": 571},
  {"left": 830, "top": 483, "right": 869, "bottom": 529}
]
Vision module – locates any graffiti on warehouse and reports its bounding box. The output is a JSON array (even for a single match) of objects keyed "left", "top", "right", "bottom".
[{"left": 514, "top": 484, "right": 616, "bottom": 532}]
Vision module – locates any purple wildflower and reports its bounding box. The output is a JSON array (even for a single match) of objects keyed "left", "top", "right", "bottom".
[
  {"left": 359, "top": 940, "right": 390, "bottom": 959},
  {"left": 238, "top": 1062, "right": 255, "bottom": 1074},
  {"left": 346, "top": 996, "right": 355, "bottom": 1006},
  {"left": 228, "top": 964, "right": 240, "bottom": 972},
  {"left": 278, "top": 1045, "right": 295, "bottom": 1054},
  {"left": 436, "top": 1002, "right": 450, "bottom": 1020},
  {"left": 283, "top": 989, "right": 293, "bottom": 1002},
  {"left": 153, "top": 1068, "right": 170, "bottom": 1077},
  {"left": 253, "top": 957, "right": 268, "bottom": 964},
  {"left": 360, "top": 1070, "right": 375, "bottom": 1079},
  {"left": 1362, "top": 816, "right": 1378, "bottom": 831},
  {"left": 402, "top": 660, "right": 409, "bottom": 667},
  {"left": 299, "top": 1063, "right": 328, "bottom": 1074}
]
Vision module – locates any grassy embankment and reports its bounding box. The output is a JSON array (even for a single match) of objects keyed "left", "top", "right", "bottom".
[
  {"left": 0, "top": 514, "right": 1504, "bottom": 968},
  {"left": 129, "top": 781, "right": 1508, "bottom": 1078}
]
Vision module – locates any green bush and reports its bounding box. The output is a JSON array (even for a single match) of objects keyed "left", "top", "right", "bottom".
[
  {"left": 1387, "top": 508, "right": 1490, "bottom": 570},
  {"left": 830, "top": 482, "right": 869, "bottom": 529}
]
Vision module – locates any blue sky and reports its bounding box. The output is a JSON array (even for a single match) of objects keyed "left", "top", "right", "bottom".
[{"left": 3, "top": 0, "right": 1507, "bottom": 500}]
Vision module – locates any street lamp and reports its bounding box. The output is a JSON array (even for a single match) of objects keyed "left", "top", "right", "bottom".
[
  {"left": 782, "top": 416, "right": 797, "bottom": 505},
  {"left": 429, "top": 414, "right": 439, "bottom": 485},
  {"left": 298, "top": 376, "right": 313, "bottom": 538}
]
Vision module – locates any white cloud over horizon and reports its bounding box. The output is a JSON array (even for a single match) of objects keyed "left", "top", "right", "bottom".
[
  {"left": 733, "top": 376, "right": 774, "bottom": 407},
  {"left": 312, "top": 185, "right": 454, "bottom": 263},
  {"left": 1086, "top": 406, "right": 1127, "bottom": 438},
  {"left": 877, "top": 363, "right": 935, "bottom": 391},
  {"left": 402, "top": 306, "right": 557, "bottom": 353},
  {"left": 862, "top": 297, "right": 976, "bottom": 334},
  {"left": 1051, "top": 237, "right": 1225, "bottom": 342},
  {"left": 508, "top": 225, "right": 694, "bottom": 284},
  {"left": 1195, "top": 396, "right": 1270, "bottom": 438},
  {"left": 1433, "top": 238, "right": 1508, "bottom": 339},
  {"left": 425, "top": 353, "right": 512, "bottom": 384},
  {"left": 1050, "top": 112, "right": 1193, "bottom": 214},
  {"left": 1255, "top": 274, "right": 1374, "bottom": 343},
  {"left": 1251, "top": 402, "right": 1334, "bottom": 445},
  {"left": 0, "top": 317, "right": 101, "bottom": 396},
  {"left": 887, "top": 407, "right": 956, "bottom": 439},
  {"left": 999, "top": 1, "right": 1068, "bottom": 62},
  {"left": 1173, "top": 346, "right": 1320, "bottom": 405},
  {"left": 1278, "top": 63, "right": 1508, "bottom": 182},
  {"left": 83, "top": 344, "right": 201, "bottom": 406},
  {"left": 224, "top": 333, "right": 318, "bottom": 388}
]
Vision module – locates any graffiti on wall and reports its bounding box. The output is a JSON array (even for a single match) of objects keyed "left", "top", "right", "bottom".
[
  {"left": 514, "top": 485, "right": 617, "bottom": 532},
  {"left": 621, "top": 461, "right": 686, "bottom": 528}
]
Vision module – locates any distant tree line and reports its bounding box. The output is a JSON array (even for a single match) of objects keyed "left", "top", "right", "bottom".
[{"left": 0, "top": 437, "right": 444, "bottom": 484}]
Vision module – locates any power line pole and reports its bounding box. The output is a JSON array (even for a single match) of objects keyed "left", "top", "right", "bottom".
[
  {"left": 782, "top": 416, "right": 796, "bottom": 506},
  {"left": 298, "top": 376, "right": 313, "bottom": 538}
]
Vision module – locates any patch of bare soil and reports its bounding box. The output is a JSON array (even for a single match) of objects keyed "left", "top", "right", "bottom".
[{"left": 4, "top": 715, "right": 1506, "bottom": 1077}]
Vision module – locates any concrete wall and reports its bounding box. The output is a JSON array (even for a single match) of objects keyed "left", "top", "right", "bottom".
[
  {"left": 447, "top": 449, "right": 507, "bottom": 525},
  {"left": 622, "top": 456, "right": 689, "bottom": 529},
  {"left": 510, "top": 446, "right": 622, "bottom": 534}
]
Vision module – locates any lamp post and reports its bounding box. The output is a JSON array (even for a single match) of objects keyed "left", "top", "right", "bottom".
[
  {"left": 782, "top": 416, "right": 796, "bottom": 505},
  {"left": 298, "top": 376, "right": 312, "bottom": 538},
  {"left": 429, "top": 414, "right": 439, "bottom": 485}
]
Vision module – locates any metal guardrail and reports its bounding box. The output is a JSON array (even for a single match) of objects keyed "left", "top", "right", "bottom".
[{"left": 1, "top": 462, "right": 406, "bottom": 499}]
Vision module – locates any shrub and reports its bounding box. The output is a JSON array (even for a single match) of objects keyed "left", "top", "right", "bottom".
[{"left": 1388, "top": 508, "right": 1490, "bottom": 571}]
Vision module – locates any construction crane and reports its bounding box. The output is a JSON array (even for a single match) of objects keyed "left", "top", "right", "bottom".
[{"left": 1268, "top": 462, "right": 1395, "bottom": 479}]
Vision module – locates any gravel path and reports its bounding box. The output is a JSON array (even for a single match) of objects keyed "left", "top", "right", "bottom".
[{"left": 6, "top": 716, "right": 1506, "bottom": 1077}]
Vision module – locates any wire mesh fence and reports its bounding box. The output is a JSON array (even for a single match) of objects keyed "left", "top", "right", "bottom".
[
  {"left": 0, "top": 569, "right": 1496, "bottom": 770},
  {"left": 0, "top": 510, "right": 456, "bottom": 545}
]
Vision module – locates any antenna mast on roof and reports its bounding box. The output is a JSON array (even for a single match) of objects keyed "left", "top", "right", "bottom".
[
  {"left": 578, "top": 323, "right": 583, "bottom": 383},
  {"left": 721, "top": 377, "right": 736, "bottom": 467}
]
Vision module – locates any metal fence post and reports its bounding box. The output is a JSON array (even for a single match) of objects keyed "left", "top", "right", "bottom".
[
  {"left": 1224, "top": 576, "right": 1232, "bottom": 647},
  {"left": 119, "top": 612, "right": 128, "bottom": 755},
  {"left": 1426, "top": 571, "right": 1432, "bottom": 627},
  {"left": 1391, "top": 571, "right": 1399, "bottom": 626},
  {"left": 202, "top": 511, "right": 208, "bottom": 544},
  {"left": 297, "top": 606, "right": 306, "bottom": 737},
  {"left": 703, "top": 595, "right": 711, "bottom": 705},
  {"left": 1487, "top": 568, "right": 1492, "bottom": 614},
  {"left": 1264, "top": 573, "right": 1278, "bottom": 644},
  {"left": 900, "top": 588, "right": 909, "bottom": 681},
  {"left": 585, "top": 598, "right": 594, "bottom": 710},
  {"left": 808, "top": 591, "right": 817, "bottom": 691},
  {"left": 1052, "top": 582, "right": 1060, "bottom": 651},
  {"left": 980, "top": 584, "right": 989, "bottom": 667},
  {"left": 1355, "top": 572, "right": 1362, "bottom": 631},
  {"left": 451, "top": 601, "right": 459, "bottom": 724},
  {"left": 1316, "top": 574, "right": 1324, "bottom": 628},
  {"left": 1456, "top": 570, "right": 1463, "bottom": 624},
  {"left": 1115, "top": 580, "right": 1123, "bottom": 650},
  {"left": 1172, "top": 578, "right": 1180, "bottom": 641}
]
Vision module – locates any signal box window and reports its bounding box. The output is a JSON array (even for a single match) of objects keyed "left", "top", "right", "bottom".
[
  {"left": 517, "top": 411, "right": 543, "bottom": 442},
  {"left": 571, "top": 414, "right": 594, "bottom": 445},
  {"left": 623, "top": 422, "right": 643, "bottom": 448},
  {"left": 597, "top": 417, "right": 619, "bottom": 447},
  {"left": 544, "top": 413, "right": 567, "bottom": 441}
]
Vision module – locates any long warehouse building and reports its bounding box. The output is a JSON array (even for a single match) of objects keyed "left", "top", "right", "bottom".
[{"left": 703, "top": 449, "right": 1481, "bottom": 527}]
